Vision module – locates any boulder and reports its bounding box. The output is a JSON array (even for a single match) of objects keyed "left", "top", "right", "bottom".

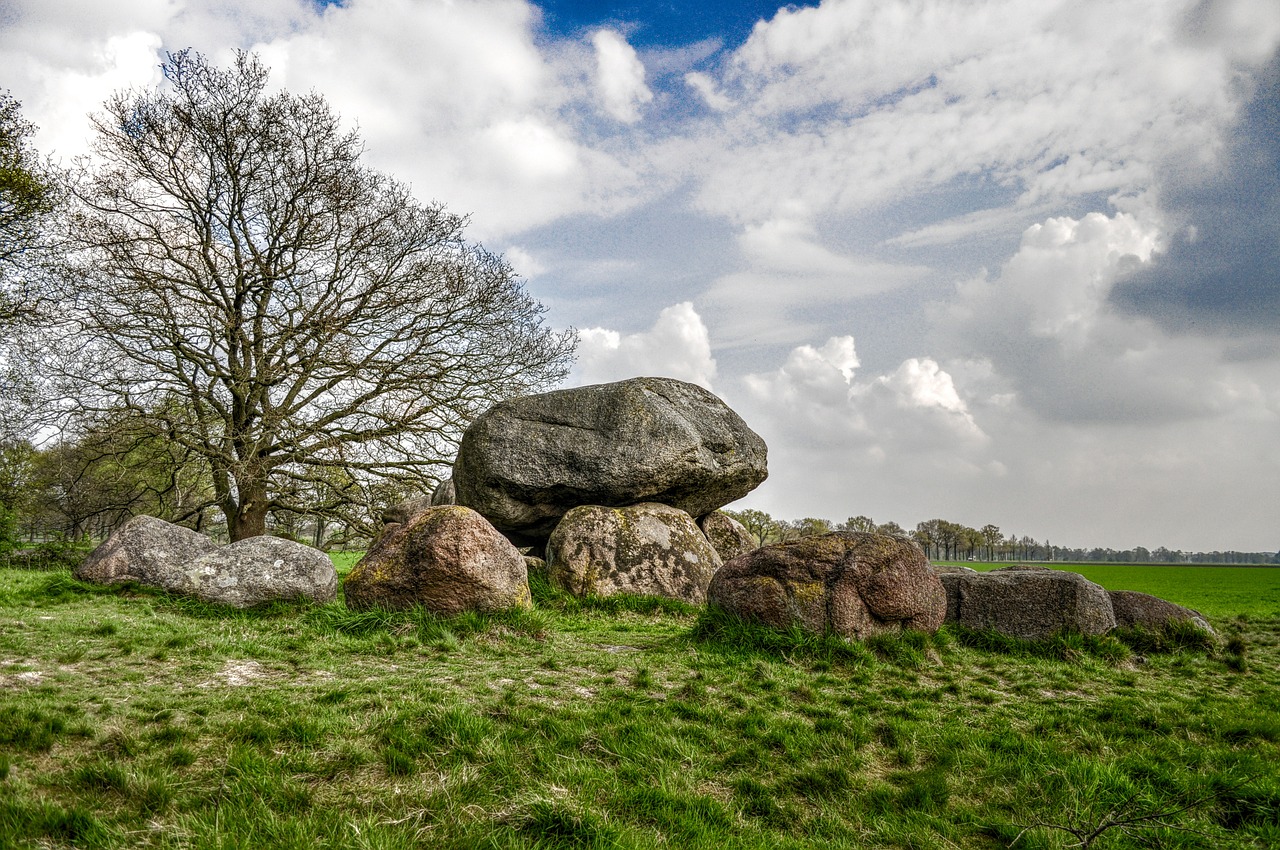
[
  {"left": 179, "top": 536, "right": 337, "bottom": 608},
  {"left": 75, "top": 515, "right": 218, "bottom": 591},
  {"left": 547, "top": 503, "right": 722, "bottom": 603},
  {"left": 453, "top": 377, "right": 768, "bottom": 539},
  {"left": 381, "top": 497, "right": 432, "bottom": 527},
  {"left": 431, "top": 478, "right": 457, "bottom": 506},
  {"left": 698, "top": 511, "right": 757, "bottom": 562},
  {"left": 939, "top": 565, "right": 1116, "bottom": 639},
  {"left": 1109, "top": 590, "right": 1215, "bottom": 635},
  {"left": 707, "top": 532, "right": 946, "bottom": 639},
  {"left": 344, "top": 505, "right": 531, "bottom": 614}
]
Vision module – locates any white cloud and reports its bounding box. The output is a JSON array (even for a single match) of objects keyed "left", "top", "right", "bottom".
[
  {"left": 570, "top": 302, "right": 717, "bottom": 389},
  {"left": 684, "top": 71, "right": 733, "bottom": 111},
  {"left": 591, "top": 29, "right": 652, "bottom": 124}
]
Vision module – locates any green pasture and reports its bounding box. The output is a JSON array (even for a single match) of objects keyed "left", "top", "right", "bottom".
[{"left": 936, "top": 562, "right": 1280, "bottom": 619}]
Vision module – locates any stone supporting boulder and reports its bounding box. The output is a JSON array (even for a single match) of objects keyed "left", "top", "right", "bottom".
[
  {"left": 547, "top": 503, "right": 722, "bottom": 603},
  {"left": 1109, "top": 590, "right": 1215, "bottom": 635},
  {"left": 344, "top": 505, "right": 531, "bottom": 614},
  {"left": 179, "top": 536, "right": 337, "bottom": 608},
  {"left": 431, "top": 478, "right": 457, "bottom": 506},
  {"left": 698, "top": 511, "right": 757, "bottom": 562},
  {"left": 75, "top": 515, "right": 219, "bottom": 591},
  {"left": 939, "top": 565, "right": 1116, "bottom": 639},
  {"left": 707, "top": 532, "right": 946, "bottom": 639},
  {"left": 381, "top": 497, "right": 432, "bottom": 527},
  {"left": 453, "top": 377, "right": 769, "bottom": 539}
]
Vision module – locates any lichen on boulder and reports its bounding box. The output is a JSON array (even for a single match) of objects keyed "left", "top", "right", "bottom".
[
  {"left": 707, "top": 531, "right": 946, "bottom": 639},
  {"left": 546, "top": 502, "right": 722, "bottom": 604}
]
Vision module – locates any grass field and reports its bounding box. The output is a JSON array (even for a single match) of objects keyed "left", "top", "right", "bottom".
[
  {"left": 1, "top": 561, "right": 1277, "bottom": 849},
  {"left": 935, "top": 562, "right": 1280, "bottom": 620}
]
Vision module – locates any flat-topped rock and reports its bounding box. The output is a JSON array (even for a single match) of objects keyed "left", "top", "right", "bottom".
[{"left": 939, "top": 565, "right": 1116, "bottom": 639}]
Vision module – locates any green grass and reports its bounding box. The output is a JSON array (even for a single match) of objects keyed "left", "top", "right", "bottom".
[
  {"left": 0, "top": 566, "right": 1277, "bottom": 849},
  {"left": 939, "top": 561, "right": 1280, "bottom": 619}
]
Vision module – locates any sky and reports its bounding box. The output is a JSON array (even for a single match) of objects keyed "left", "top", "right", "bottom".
[{"left": 3, "top": 0, "right": 1278, "bottom": 552}]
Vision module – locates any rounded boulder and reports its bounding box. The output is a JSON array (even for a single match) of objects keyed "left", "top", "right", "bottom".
[
  {"left": 75, "top": 515, "right": 219, "bottom": 592},
  {"left": 453, "top": 377, "right": 768, "bottom": 539},
  {"left": 344, "top": 506, "right": 531, "bottom": 614},
  {"left": 547, "top": 503, "right": 722, "bottom": 603},
  {"left": 179, "top": 536, "right": 337, "bottom": 608},
  {"left": 698, "top": 511, "right": 758, "bottom": 562},
  {"left": 708, "top": 532, "right": 946, "bottom": 639}
]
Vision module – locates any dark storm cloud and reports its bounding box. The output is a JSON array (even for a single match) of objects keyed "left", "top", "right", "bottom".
[{"left": 1115, "top": 54, "right": 1280, "bottom": 335}]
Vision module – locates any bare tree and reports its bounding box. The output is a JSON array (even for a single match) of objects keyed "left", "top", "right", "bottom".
[{"left": 59, "top": 51, "right": 575, "bottom": 540}]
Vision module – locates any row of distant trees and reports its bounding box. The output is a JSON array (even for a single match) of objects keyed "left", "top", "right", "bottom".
[{"left": 720, "top": 510, "right": 1280, "bottom": 566}]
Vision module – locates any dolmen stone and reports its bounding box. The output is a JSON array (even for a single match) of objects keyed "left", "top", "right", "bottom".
[
  {"left": 939, "top": 565, "right": 1116, "bottom": 639},
  {"left": 708, "top": 531, "right": 946, "bottom": 639},
  {"left": 381, "top": 496, "right": 432, "bottom": 527},
  {"left": 698, "top": 511, "right": 757, "bottom": 562},
  {"left": 76, "top": 516, "right": 336, "bottom": 608},
  {"left": 76, "top": 515, "right": 218, "bottom": 592},
  {"left": 344, "top": 505, "right": 531, "bottom": 614},
  {"left": 1109, "top": 589, "right": 1215, "bottom": 635},
  {"left": 453, "top": 377, "right": 769, "bottom": 540},
  {"left": 431, "top": 478, "right": 457, "bottom": 506},
  {"left": 547, "top": 503, "right": 722, "bottom": 603},
  {"left": 180, "top": 536, "right": 337, "bottom": 608}
]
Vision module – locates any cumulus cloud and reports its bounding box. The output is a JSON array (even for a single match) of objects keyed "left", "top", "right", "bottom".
[
  {"left": 570, "top": 302, "right": 716, "bottom": 389},
  {"left": 591, "top": 29, "right": 652, "bottom": 123},
  {"left": 684, "top": 71, "right": 733, "bottom": 110}
]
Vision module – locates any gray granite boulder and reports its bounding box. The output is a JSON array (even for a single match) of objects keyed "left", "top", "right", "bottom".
[
  {"left": 939, "top": 565, "right": 1116, "bottom": 639},
  {"left": 344, "top": 505, "right": 531, "bottom": 614},
  {"left": 381, "top": 497, "right": 432, "bottom": 527},
  {"left": 75, "top": 516, "right": 218, "bottom": 591},
  {"left": 431, "top": 478, "right": 457, "bottom": 506},
  {"left": 547, "top": 503, "right": 722, "bottom": 603},
  {"left": 453, "top": 377, "right": 768, "bottom": 539},
  {"left": 708, "top": 532, "right": 946, "bottom": 639},
  {"left": 1109, "top": 590, "right": 1215, "bottom": 635},
  {"left": 698, "top": 511, "right": 757, "bottom": 562},
  {"left": 179, "top": 536, "right": 337, "bottom": 608}
]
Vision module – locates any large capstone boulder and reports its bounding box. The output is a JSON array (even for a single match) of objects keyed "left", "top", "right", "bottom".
[
  {"left": 1109, "top": 590, "right": 1215, "bottom": 635},
  {"left": 707, "top": 532, "right": 946, "bottom": 639},
  {"left": 939, "top": 565, "right": 1116, "bottom": 639},
  {"left": 547, "top": 503, "right": 722, "bottom": 603},
  {"left": 698, "top": 511, "right": 757, "bottom": 562},
  {"left": 179, "top": 536, "right": 337, "bottom": 608},
  {"left": 75, "top": 515, "right": 218, "bottom": 591},
  {"left": 453, "top": 377, "right": 769, "bottom": 539},
  {"left": 344, "top": 505, "right": 531, "bottom": 614}
]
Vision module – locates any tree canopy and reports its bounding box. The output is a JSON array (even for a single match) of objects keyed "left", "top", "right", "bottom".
[{"left": 57, "top": 51, "right": 576, "bottom": 540}]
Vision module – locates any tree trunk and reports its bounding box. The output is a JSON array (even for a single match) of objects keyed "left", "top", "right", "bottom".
[{"left": 229, "top": 482, "right": 269, "bottom": 541}]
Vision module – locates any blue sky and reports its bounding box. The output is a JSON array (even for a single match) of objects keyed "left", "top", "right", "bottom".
[{"left": 4, "top": 0, "right": 1279, "bottom": 551}]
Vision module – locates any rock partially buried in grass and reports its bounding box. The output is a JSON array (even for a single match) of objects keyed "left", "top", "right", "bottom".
[
  {"left": 547, "top": 503, "right": 722, "bottom": 603},
  {"left": 452, "top": 377, "right": 769, "bottom": 540},
  {"left": 707, "top": 532, "right": 946, "bottom": 639},
  {"left": 75, "top": 515, "right": 219, "bottom": 592},
  {"left": 344, "top": 505, "right": 531, "bottom": 614},
  {"left": 939, "top": 565, "right": 1116, "bottom": 639},
  {"left": 1109, "top": 590, "right": 1215, "bottom": 635},
  {"left": 180, "top": 536, "right": 337, "bottom": 608}
]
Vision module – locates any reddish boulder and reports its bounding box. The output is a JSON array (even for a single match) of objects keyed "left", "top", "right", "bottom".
[
  {"left": 344, "top": 506, "right": 531, "bottom": 614},
  {"left": 1109, "top": 590, "right": 1215, "bottom": 635},
  {"left": 707, "top": 532, "right": 946, "bottom": 639}
]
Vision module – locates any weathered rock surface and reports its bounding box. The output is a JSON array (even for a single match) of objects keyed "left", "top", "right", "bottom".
[
  {"left": 431, "top": 478, "right": 457, "bottom": 506},
  {"left": 547, "top": 503, "right": 722, "bottom": 603},
  {"left": 75, "top": 515, "right": 218, "bottom": 591},
  {"left": 179, "top": 536, "right": 337, "bottom": 608},
  {"left": 344, "top": 506, "right": 531, "bottom": 614},
  {"left": 453, "top": 377, "right": 769, "bottom": 539},
  {"left": 381, "top": 497, "right": 432, "bottom": 527},
  {"left": 707, "top": 532, "right": 946, "bottom": 639},
  {"left": 939, "top": 565, "right": 1116, "bottom": 639},
  {"left": 698, "top": 511, "right": 757, "bottom": 562},
  {"left": 1109, "top": 590, "right": 1215, "bottom": 635}
]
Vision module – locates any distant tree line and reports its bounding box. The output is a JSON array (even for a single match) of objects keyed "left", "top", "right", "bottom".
[{"left": 720, "top": 509, "right": 1280, "bottom": 566}]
